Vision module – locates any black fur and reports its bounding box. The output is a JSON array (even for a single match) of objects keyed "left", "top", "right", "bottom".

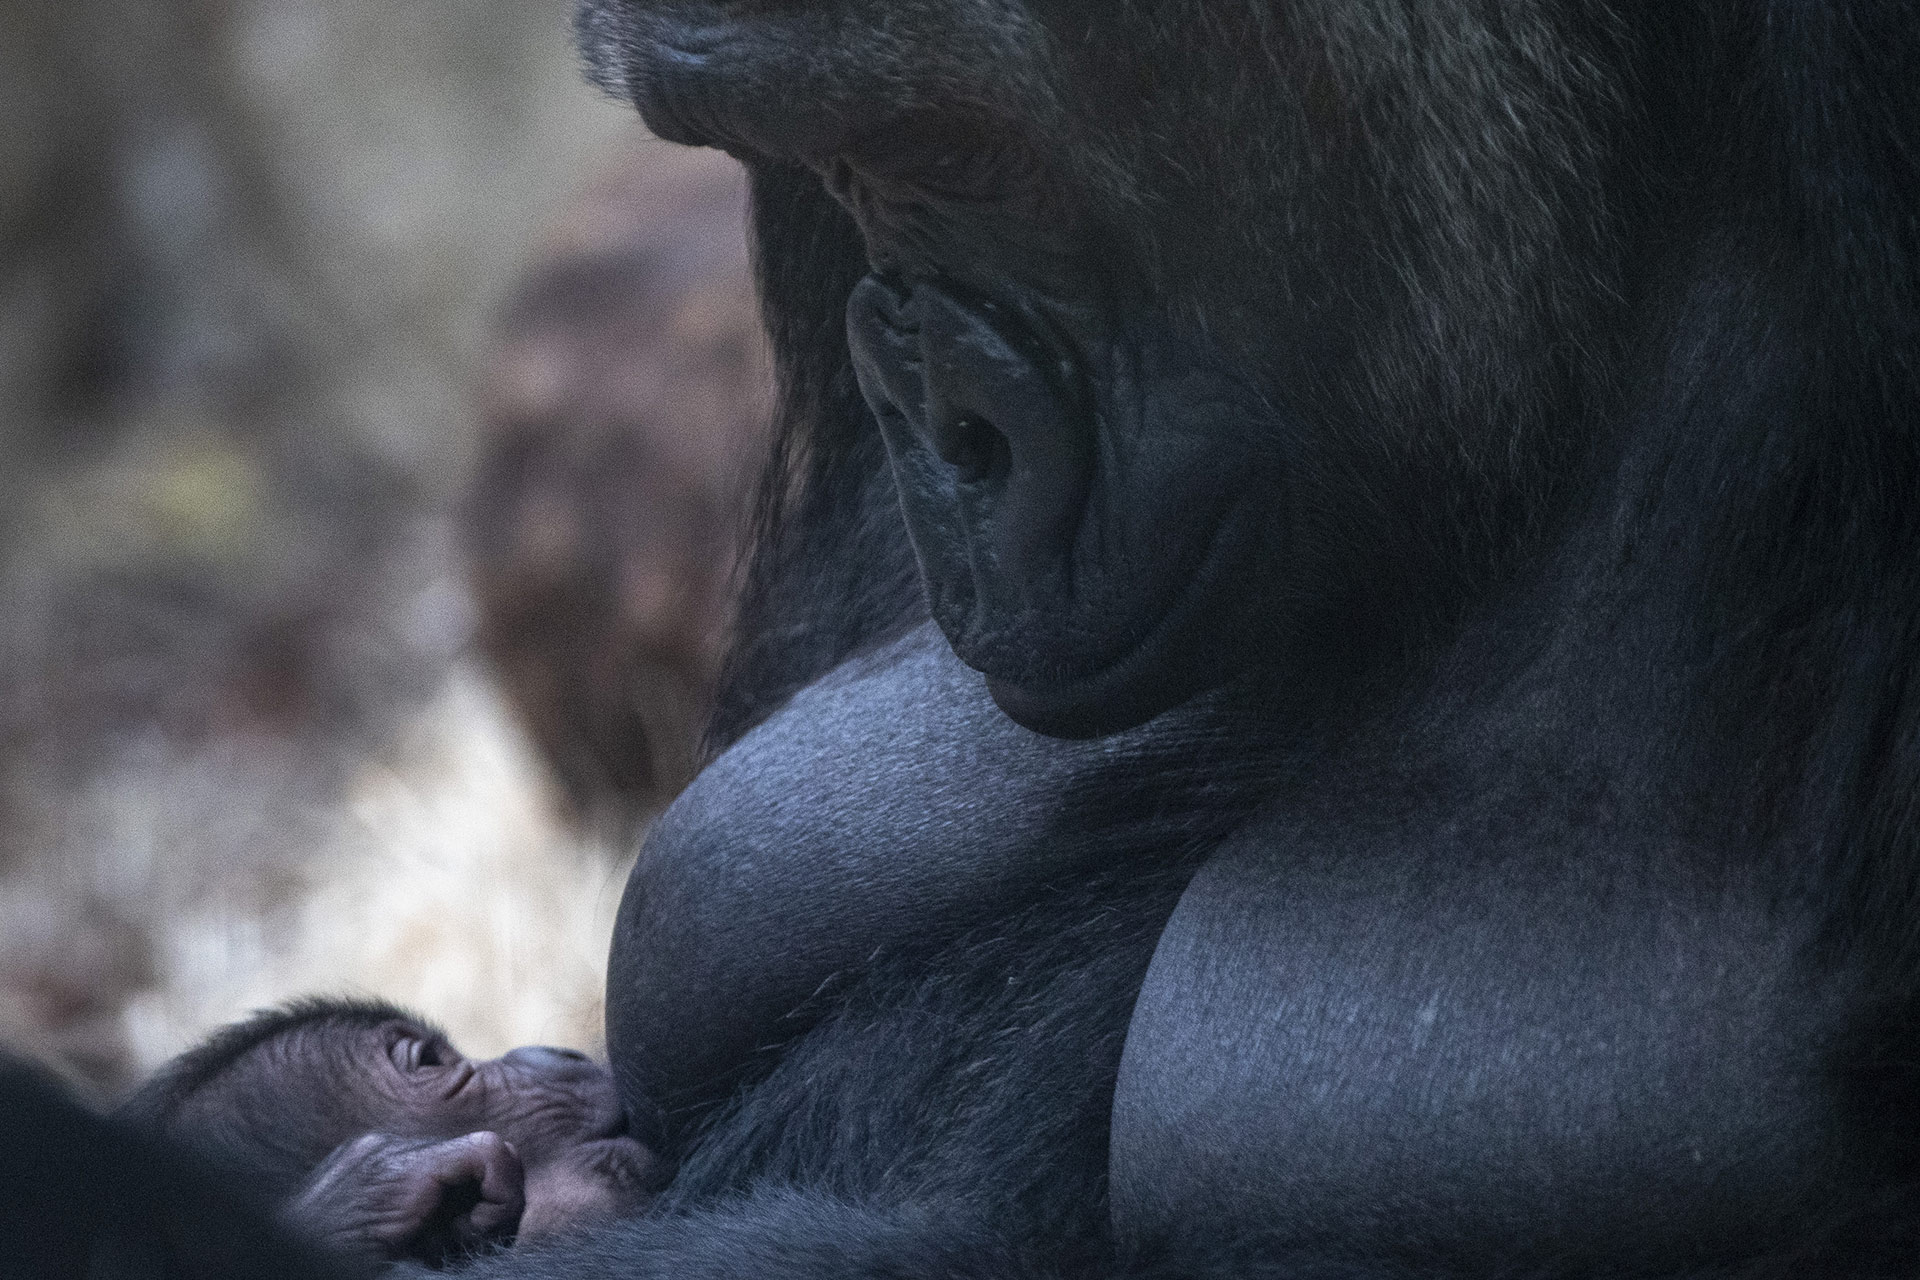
[
  {"left": 0, "top": 1056, "right": 348, "bottom": 1279},
  {"left": 537, "top": 0, "right": 1920, "bottom": 1275},
  {"left": 116, "top": 996, "right": 437, "bottom": 1203},
  {"left": 12, "top": 2, "right": 1917, "bottom": 1276},
  {"left": 704, "top": 161, "right": 922, "bottom": 750}
]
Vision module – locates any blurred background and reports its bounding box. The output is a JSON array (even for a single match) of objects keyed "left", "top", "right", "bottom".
[{"left": 0, "top": 0, "right": 770, "bottom": 1099}]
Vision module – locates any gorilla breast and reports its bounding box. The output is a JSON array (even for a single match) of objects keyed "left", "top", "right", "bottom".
[
  {"left": 579, "top": 0, "right": 1631, "bottom": 736},
  {"left": 601, "top": 624, "right": 1193, "bottom": 1137}
]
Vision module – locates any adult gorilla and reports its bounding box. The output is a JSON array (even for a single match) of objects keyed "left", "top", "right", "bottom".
[{"left": 529, "top": 1, "right": 1920, "bottom": 1276}]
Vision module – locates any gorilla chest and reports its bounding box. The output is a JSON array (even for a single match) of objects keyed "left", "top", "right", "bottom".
[{"left": 1109, "top": 830, "right": 1874, "bottom": 1269}]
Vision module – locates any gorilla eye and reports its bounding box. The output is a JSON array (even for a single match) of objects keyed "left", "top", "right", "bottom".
[{"left": 388, "top": 1033, "right": 451, "bottom": 1072}]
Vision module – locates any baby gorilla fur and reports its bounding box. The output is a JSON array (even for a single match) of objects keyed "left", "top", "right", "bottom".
[{"left": 116, "top": 997, "right": 660, "bottom": 1269}]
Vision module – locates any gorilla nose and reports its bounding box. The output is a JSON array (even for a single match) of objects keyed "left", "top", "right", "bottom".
[
  {"left": 935, "top": 413, "right": 1013, "bottom": 487},
  {"left": 847, "top": 275, "right": 1092, "bottom": 611}
]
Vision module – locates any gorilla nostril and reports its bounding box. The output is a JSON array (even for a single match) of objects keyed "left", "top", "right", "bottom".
[
  {"left": 941, "top": 414, "right": 1012, "bottom": 486},
  {"left": 858, "top": 272, "right": 919, "bottom": 337},
  {"left": 874, "top": 270, "right": 915, "bottom": 309}
]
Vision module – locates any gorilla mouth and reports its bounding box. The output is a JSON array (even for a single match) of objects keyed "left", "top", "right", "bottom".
[
  {"left": 980, "top": 494, "right": 1247, "bottom": 737},
  {"left": 572, "top": 1101, "right": 666, "bottom": 1195}
]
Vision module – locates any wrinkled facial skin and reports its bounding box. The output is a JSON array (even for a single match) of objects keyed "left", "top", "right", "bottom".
[
  {"left": 845, "top": 273, "right": 1283, "bottom": 735},
  {"left": 242, "top": 1020, "right": 656, "bottom": 1244},
  {"left": 579, "top": 0, "right": 1623, "bottom": 734}
]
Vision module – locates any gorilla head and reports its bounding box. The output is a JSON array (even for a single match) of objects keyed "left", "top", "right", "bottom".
[{"left": 578, "top": 0, "right": 1631, "bottom": 735}]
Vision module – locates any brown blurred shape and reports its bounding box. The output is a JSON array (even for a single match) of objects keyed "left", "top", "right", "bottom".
[
  {"left": 468, "top": 145, "right": 770, "bottom": 822},
  {"left": 0, "top": 0, "right": 643, "bottom": 1092}
]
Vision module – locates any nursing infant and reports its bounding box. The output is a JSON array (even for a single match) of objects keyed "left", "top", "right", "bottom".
[{"left": 119, "top": 998, "right": 661, "bottom": 1269}]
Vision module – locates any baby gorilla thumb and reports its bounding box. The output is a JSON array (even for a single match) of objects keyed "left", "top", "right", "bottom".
[{"left": 437, "top": 1131, "right": 526, "bottom": 1247}]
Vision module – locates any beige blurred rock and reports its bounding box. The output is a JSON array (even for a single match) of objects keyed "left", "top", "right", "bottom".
[{"left": 118, "top": 665, "right": 632, "bottom": 1071}]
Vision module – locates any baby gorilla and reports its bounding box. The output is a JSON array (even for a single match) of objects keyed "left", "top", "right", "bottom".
[{"left": 117, "top": 998, "right": 660, "bottom": 1269}]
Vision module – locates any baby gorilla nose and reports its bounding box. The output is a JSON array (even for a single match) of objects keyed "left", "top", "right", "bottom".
[
  {"left": 491, "top": 1044, "right": 632, "bottom": 1152},
  {"left": 504, "top": 1045, "right": 591, "bottom": 1068}
]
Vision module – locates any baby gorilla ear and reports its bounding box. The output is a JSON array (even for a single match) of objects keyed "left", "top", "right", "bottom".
[{"left": 282, "top": 1131, "right": 525, "bottom": 1267}]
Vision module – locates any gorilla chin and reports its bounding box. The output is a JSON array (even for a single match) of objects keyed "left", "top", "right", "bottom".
[{"left": 981, "top": 634, "right": 1222, "bottom": 741}]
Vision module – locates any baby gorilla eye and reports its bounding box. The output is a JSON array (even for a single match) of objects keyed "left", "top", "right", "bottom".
[{"left": 387, "top": 1029, "right": 456, "bottom": 1073}]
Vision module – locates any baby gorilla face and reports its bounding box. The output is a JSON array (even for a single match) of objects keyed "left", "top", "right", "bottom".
[
  {"left": 356, "top": 1021, "right": 658, "bottom": 1237},
  {"left": 245, "top": 1013, "right": 660, "bottom": 1264}
]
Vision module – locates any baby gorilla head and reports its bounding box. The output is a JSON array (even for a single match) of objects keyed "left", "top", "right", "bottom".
[{"left": 118, "top": 998, "right": 660, "bottom": 1268}]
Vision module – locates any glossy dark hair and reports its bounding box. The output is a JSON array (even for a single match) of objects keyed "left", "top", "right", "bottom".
[{"left": 115, "top": 996, "right": 434, "bottom": 1201}]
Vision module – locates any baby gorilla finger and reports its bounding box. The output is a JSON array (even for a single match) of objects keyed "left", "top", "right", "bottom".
[
  {"left": 120, "top": 1001, "right": 656, "bottom": 1262},
  {"left": 287, "top": 1130, "right": 526, "bottom": 1265},
  {"left": 436, "top": 1131, "right": 527, "bottom": 1244}
]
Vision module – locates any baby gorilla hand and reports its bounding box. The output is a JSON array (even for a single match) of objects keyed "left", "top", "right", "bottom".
[{"left": 284, "top": 1130, "right": 525, "bottom": 1266}]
